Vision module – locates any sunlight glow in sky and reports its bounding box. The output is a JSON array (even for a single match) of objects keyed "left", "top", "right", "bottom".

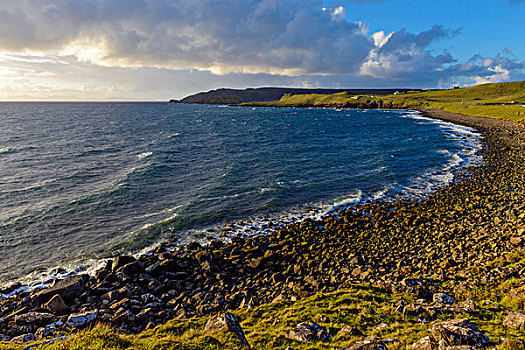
[{"left": 0, "top": 0, "right": 523, "bottom": 101}]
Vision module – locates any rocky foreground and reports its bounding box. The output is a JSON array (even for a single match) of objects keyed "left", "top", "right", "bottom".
[{"left": 1, "top": 109, "right": 525, "bottom": 349}]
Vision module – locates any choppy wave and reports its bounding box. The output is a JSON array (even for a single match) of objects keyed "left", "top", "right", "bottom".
[
  {"left": 137, "top": 151, "right": 153, "bottom": 159},
  {"left": 0, "top": 104, "right": 483, "bottom": 293}
]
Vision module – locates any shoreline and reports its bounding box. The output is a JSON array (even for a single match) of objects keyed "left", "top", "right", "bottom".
[
  {"left": 0, "top": 108, "right": 482, "bottom": 291},
  {"left": 1, "top": 108, "right": 524, "bottom": 345}
]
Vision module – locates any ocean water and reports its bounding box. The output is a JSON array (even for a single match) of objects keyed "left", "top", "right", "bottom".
[{"left": 0, "top": 103, "right": 481, "bottom": 285}]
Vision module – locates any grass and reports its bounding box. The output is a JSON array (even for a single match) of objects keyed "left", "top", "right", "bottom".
[
  {"left": 2, "top": 266, "right": 524, "bottom": 350},
  {"left": 247, "top": 81, "right": 525, "bottom": 122}
]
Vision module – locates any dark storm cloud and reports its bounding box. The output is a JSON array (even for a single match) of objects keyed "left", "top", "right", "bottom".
[{"left": 0, "top": 0, "right": 377, "bottom": 74}]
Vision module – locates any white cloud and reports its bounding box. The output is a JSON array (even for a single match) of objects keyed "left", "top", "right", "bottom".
[
  {"left": 0, "top": 0, "right": 375, "bottom": 75},
  {"left": 473, "top": 65, "right": 510, "bottom": 84},
  {"left": 360, "top": 25, "right": 457, "bottom": 79},
  {"left": 0, "top": 1, "right": 522, "bottom": 100}
]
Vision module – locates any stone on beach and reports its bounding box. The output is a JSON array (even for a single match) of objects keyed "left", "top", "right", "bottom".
[
  {"left": 43, "top": 294, "right": 70, "bottom": 315},
  {"left": 204, "top": 312, "right": 250, "bottom": 348},
  {"left": 14, "top": 312, "right": 55, "bottom": 326},
  {"left": 32, "top": 275, "right": 88, "bottom": 306},
  {"left": 66, "top": 311, "right": 98, "bottom": 329}
]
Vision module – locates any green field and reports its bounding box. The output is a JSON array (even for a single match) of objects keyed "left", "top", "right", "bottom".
[
  {"left": 3, "top": 258, "right": 524, "bottom": 350},
  {"left": 248, "top": 81, "right": 525, "bottom": 122}
]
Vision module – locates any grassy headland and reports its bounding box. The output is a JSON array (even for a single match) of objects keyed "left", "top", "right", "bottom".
[
  {"left": 246, "top": 81, "right": 525, "bottom": 122},
  {"left": 2, "top": 83, "right": 525, "bottom": 349}
]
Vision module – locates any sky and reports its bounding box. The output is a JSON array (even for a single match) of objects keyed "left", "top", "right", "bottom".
[{"left": 0, "top": 0, "right": 523, "bottom": 101}]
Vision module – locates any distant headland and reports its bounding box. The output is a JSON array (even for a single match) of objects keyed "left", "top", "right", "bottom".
[{"left": 169, "top": 87, "right": 420, "bottom": 105}]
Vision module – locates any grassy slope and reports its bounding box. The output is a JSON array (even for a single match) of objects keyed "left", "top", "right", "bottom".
[
  {"left": 251, "top": 81, "right": 525, "bottom": 122},
  {"left": 2, "top": 81, "right": 525, "bottom": 349},
  {"left": 2, "top": 253, "right": 524, "bottom": 349}
]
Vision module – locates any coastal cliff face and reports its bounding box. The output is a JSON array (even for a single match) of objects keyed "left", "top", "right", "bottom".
[{"left": 170, "top": 87, "right": 418, "bottom": 104}]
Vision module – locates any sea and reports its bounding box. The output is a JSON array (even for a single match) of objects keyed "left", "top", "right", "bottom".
[{"left": 0, "top": 103, "right": 482, "bottom": 292}]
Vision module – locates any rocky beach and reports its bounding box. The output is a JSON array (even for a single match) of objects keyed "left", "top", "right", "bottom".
[{"left": 1, "top": 108, "right": 525, "bottom": 349}]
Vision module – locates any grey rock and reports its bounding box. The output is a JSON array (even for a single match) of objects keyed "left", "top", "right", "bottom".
[
  {"left": 12, "top": 333, "right": 36, "bottom": 343},
  {"left": 342, "top": 336, "right": 388, "bottom": 350},
  {"left": 433, "top": 293, "right": 456, "bottom": 305},
  {"left": 33, "top": 275, "right": 88, "bottom": 305},
  {"left": 503, "top": 311, "right": 525, "bottom": 330},
  {"left": 66, "top": 311, "right": 98, "bottom": 329},
  {"left": 402, "top": 278, "right": 425, "bottom": 287},
  {"left": 204, "top": 312, "right": 250, "bottom": 348},
  {"left": 289, "top": 322, "right": 331, "bottom": 342},
  {"left": 337, "top": 325, "right": 364, "bottom": 337},
  {"left": 14, "top": 312, "right": 55, "bottom": 326},
  {"left": 43, "top": 294, "right": 70, "bottom": 315},
  {"left": 429, "top": 319, "right": 490, "bottom": 348},
  {"left": 412, "top": 336, "right": 437, "bottom": 350}
]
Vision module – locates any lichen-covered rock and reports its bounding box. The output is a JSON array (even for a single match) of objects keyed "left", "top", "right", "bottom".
[
  {"left": 402, "top": 278, "right": 425, "bottom": 287},
  {"left": 412, "top": 336, "right": 438, "bottom": 350},
  {"left": 204, "top": 312, "right": 250, "bottom": 348},
  {"left": 289, "top": 322, "right": 331, "bottom": 342},
  {"left": 458, "top": 299, "right": 477, "bottom": 312},
  {"left": 497, "top": 338, "right": 525, "bottom": 349},
  {"left": 429, "top": 319, "right": 490, "bottom": 348},
  {"left": 342, "top": 336, "right": 388, "bottom": 350},
  {"left": 503, "top": 311, "right": 525, "bottom": 330},
  {"left": 433, "top": 293, "right": 456, "bottom": 305},
  {"left": 35, "top": 323, "right": 62, "bottom": 340},
  {"left": 66, "top": 311, "right": 98, "bottom": 329},
  {"left": 336, "top": 325, "right": 364, "bottom": 337}
]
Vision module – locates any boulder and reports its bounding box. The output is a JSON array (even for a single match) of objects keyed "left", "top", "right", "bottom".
[
  {"left": 342, "top": 336, "right": 388, "bottom": 350},
  {"left": 497, "top": 339, "right": 525, "bottom": 349},
  {"left": 111, "top": 256, "right": 136, "bottom": 272},
  {"left": 503, "top": 311, "right": 525, "bottom": 330},
  {"left": 35, "top": 323, "right": 62, "bottom": 339},
  {"left": 204, "top": 312, "right": 250, "bottom": 348},
  {"left": 429, "top": 319, "right": 490, "bottom": 348},
  {"left": 0, "top": 282, "right": 21, "bottom": 295},
  {"left": 402, "top": 278, "right": 425, "bottom": 287},
  {"left": 14, "top": 312, "right": 55, "bottom": 326},
  {"left": 66, "top": 311, "right": 98, "bottom": 329},
  {"left": 43, "top": 294, "right": 70, "bottom": 315},
  {"left": 458, "top": 299, "right": 477, "bottom": 312},
  {"left": 288, "top": 322, "right": 331, "bottom": 342},
  {"left": 33, "top": 275, "right": 88, "bottom": 305},
  {"left": 433, "top": 293, "right": 456, "bottom": 305},
  {"left": 412, "top": 336, "right": 438, "bottom": 350},
  {"left": 11, "top": 333, "right": 36, "bottom": 343},
  {"left": 146, "top": 259, "right": 178, "bottom": 277},
  {"left": 117, "top": 261, "right": 144, "bottom": 275},
  {"left": 336, "top": 325, "right": 364, "bottom": 337},
  {"left": 510, "top": 237, "right": 523, "bottom": 246}
]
